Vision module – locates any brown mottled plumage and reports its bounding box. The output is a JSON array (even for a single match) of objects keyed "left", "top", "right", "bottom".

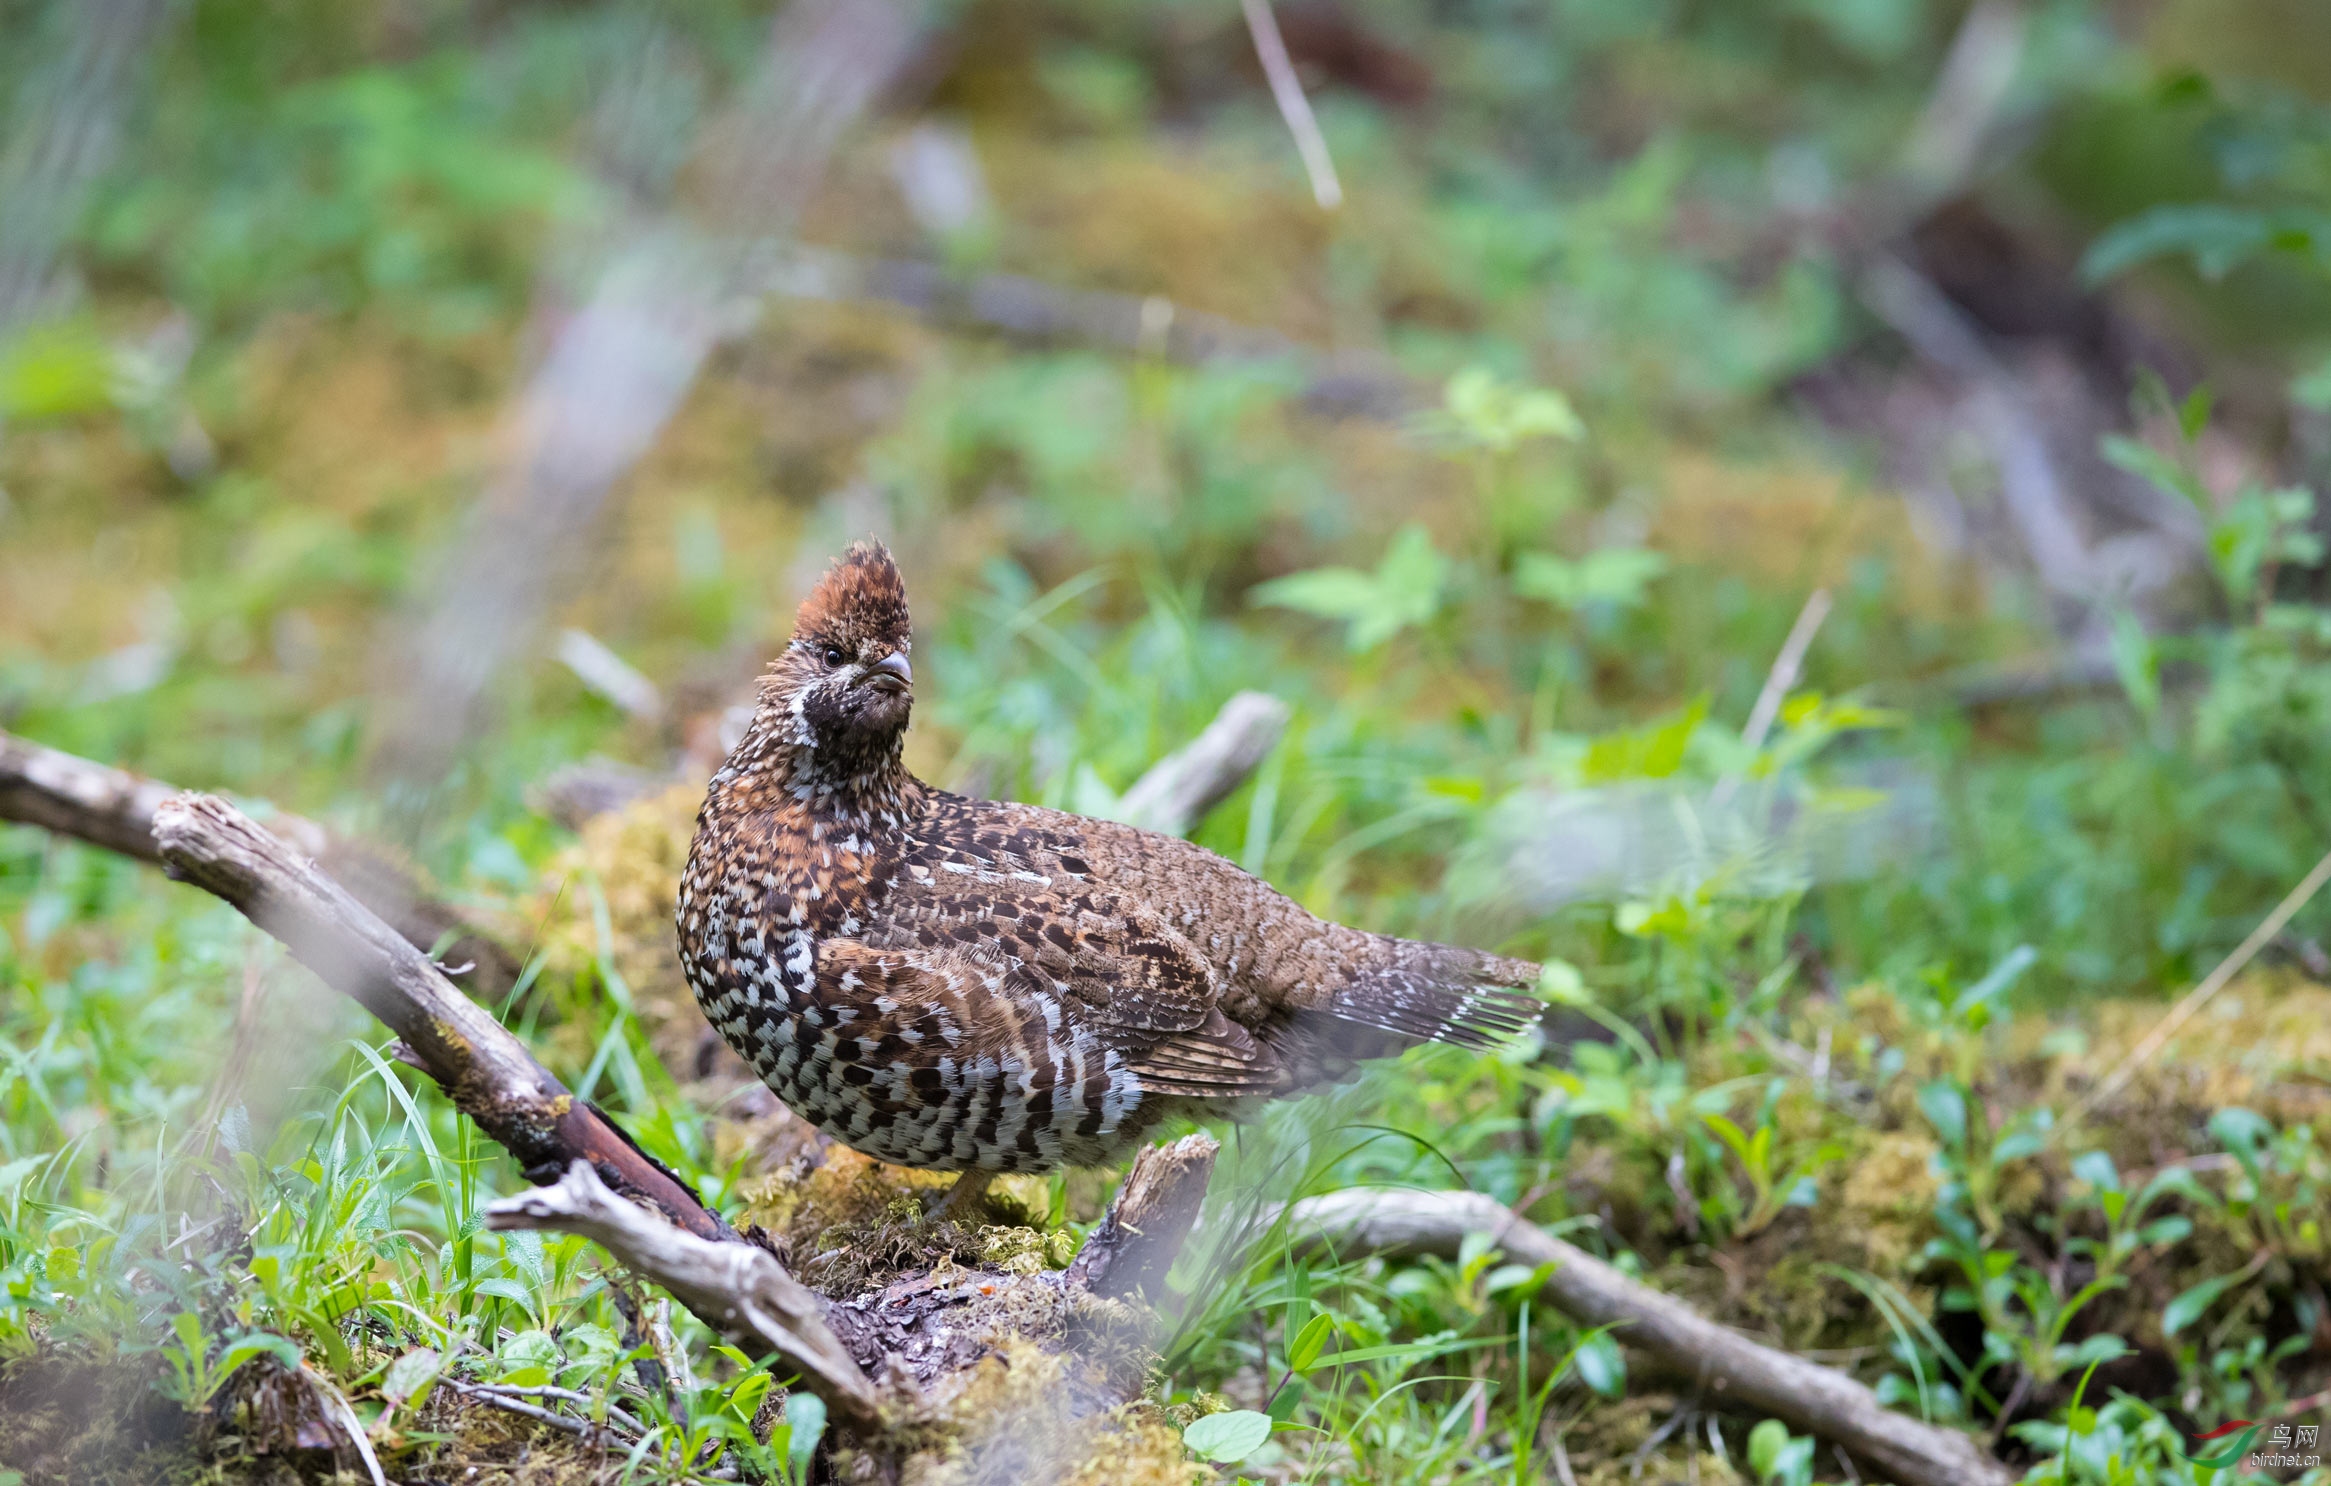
[{"left": 677, "top": 542, "right": 1541, "bottom": 1186}]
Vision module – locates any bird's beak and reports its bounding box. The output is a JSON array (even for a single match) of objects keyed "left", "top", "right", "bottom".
[{"left": 862, "top": 651, "right": 912, "bottom": 695}]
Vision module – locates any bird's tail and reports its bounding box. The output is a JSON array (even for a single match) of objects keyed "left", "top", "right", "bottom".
[{"left": 1325, "top": 938, "right": 1544, "bottom": 1051}]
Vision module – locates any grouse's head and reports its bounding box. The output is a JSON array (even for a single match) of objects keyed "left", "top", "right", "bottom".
[{"left": 758, "top": 541, "right": 915, "bottom": 770}]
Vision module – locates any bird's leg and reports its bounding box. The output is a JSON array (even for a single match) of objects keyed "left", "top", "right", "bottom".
[{"left": 928, "top": 1169, "right": 993, "bottom": 1224}]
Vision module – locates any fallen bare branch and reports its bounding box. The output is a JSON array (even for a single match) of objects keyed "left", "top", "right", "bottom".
[
  {"left": 0, "top": 728, "right": 523, "bottom": 994},
  {"left": 442, "top": 1376, "right": 629, "bottom": 1447},
  {"left": 1289, "top": 1187, "right": 2011, "bottom": 1486},
  {"left": 1065, "top": 1132, "right": 1220, "bottom": 1302},
  {"left": 539, "top": 689, "right": 1292, "bottom": 835},
  {"left": 467, "top": 1380, "right": 650, "bottom": 1439},
  {"left": 149, "top": 792, "right": 732, "bottom": 1244},
  {"left": 0, "top": 725, "right": 189, "bottom": 861},
  {"left": 1859, "top": 257, "right": 2095, "bottom": 610},
  {"left": 1114, "top": 691, "right": 1292, "bottom": 837},
  {"left": 763, "top": 247, "right": 1415, "bottom": 418},
  {"left": 487, "top": 1160, "right": 885, "bottom": 1432}
]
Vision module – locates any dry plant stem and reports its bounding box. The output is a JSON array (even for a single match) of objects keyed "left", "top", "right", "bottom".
[
  {"left": 0, "top": 728, "right": 522, "bottom": 994},
  {"left": 1114, "top": 692, "right": 1292, "bottom": 836},
  {"left": 304, "top": 1365, "right": 388, "bottom": 1486},
  {"left": 487, "top": 1160, "right": 884, "bottom": 1432},
  {"left": 1065, "top": 1132, "right": 1220, "bottom": 1302},
  {"left": 149, "top": 792, "right": 735, "bottom": 1243},
  {"left": 1290, "top": 1188, "right": 2012, "bottom": 1486},
  {"left": 1740, "top": 589, "right": 1833, "bottom": 755},
  {"left": 1239, "top": 0, "right": 1342, "bottom": 210},
  {"left": 1712, "top": 587, "right": 1832, "bottom": 812},
  {"left": 2064, "top": 842, "right": 2331, "bottom": 1133}
]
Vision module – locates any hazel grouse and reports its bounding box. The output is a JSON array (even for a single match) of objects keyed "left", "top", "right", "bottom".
[{"left": 678, "top": 543, "right": 1542, "bottom": 1213}]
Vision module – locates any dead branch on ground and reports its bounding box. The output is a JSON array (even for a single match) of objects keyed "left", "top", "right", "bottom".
[
  {"left": 546, "top": 687, "right": 1295, "bottom": 833},
  {"left": 124, "top": 786, "right": 1223, "bottom": 1460},
  {"left": 150, "top": 792, "right": 733, "bottom": 1241},
  {"left": 1113, "top": 691, "right": 1292, "bottom": 838},
  {"left": 1064, "top": 1133, "right": 1220, "bottom": 1301},
  {"left": 0, "top": 728, "right": 522, "bottom": 993},
  {"left": 762, "top": 246, "right": 1416, "bottom": 418},
  {"left": 1290, "top": 1187, "right": 2012, "bottom": 1486},
  {"left": 488, "top": 1161, "right": 884, "bottom": 1431}
]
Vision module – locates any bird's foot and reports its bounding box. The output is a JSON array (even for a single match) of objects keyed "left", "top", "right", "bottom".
[{"left": 927, "top": 1169, "right": 994, "bottom": 1225}]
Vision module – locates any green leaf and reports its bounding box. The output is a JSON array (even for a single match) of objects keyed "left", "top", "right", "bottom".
[
  {"left": 2099, "top": 434, "right": 2209, "bottom": 515},
  {"left": 1182, "top": 1409, "right": 1273, "bottom": 1463},
  {"left": 784, "top": 1392, "right": 827, "bottom": 1478},
  {"left": 214, "top": 1331, "right": 303, "bottom": 1387},
  {"left": 1581, "top": 697, "right": 1709, "bottom": 783},
  {"left": 1513, "top": 547, "right": 1668, "bottom": 612},
  {"left": 497, "top": 1328, "right": 561, "bottom": 1386},
  {"left": 1267, "top": 1377, "right": 1306, "bottom": 1423},
  {"left": 2165, "top": 1269, "right": 2248, "bottom": 1337},
  {"left": 1747, "top": 1419, "right": 1791, "bottom": 1477},
  {"left": 1990, "top": 1130, "right": 2044, "bottom": 1165},
  {"left": 1248, "top": 567, "right": 1378, "bottom": 620},
  {"left": 1445, "top": 366, "right": 1584, "bottom": 451},
  {"left": 1537, "top": 960, "right": 1590, "bottom": 1004},
  {"left": 0, "top": 323, "right": 115, "bottom": 421},
  {"left": 1916, "top": 1081, "right": 1968, "bottom": 1152},
  {"left": 471, "top": 1277, "right": 534, "bottom": 1307},
  {"left": 2069, "top": 1332, "right": 2129, "bottom": 1366},
  {"left": 2080, "top": 203, "right": 2312, "bottom": 284},
  {"left": 725, "top": 1370, "right": 773, "bottom": 1422},
  {"left": 2178, "top": 386, "right": 2216, "bottom": 443},
  {"left": 2070, "top": 1150, "right": 2120, "bottom": 1194},
  {"left": 1286, "top": 1312, "right": 1335, "bottom": 1373},
  {"left": 0, "top": 1156, "right": 49, "bottom": 1202},
  {"left": 2107, "top": 608, "right": 2159, "bottom": 721},
  {"left": 382, "top": 1347, "right": 442, "bottom": 1407},
  {"left": 1483, "top": 1261, "right": 1559, "bottom": 1298},
  {"left": 1249, "top": 525, "right": 1448, "bottom": 651},
  {"left": 1572, "top": 1330, "right": 1626, "bottom": 1399},
  {"left": 1308, "top": 1332, "right": 1510, "bottom": 1369},
  {"left": 1702, "top": 1113, "right": 1754, "bottom": 1165}
]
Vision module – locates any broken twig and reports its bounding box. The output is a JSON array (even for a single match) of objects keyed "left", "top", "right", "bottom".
[
  {"left": 1065, "top": 1132, "right": 1220, "bottom": 1302},
  {"left": 1114, "top": 692, "right": 1291, "bottom": 837},
  {"left": 1289, "top": 1187, "right": 2011, "bottom": 1486},
  {"left": 150, "top": 793, "right": 733, "bottom": 1243},
  {"left": 0, "top": 728, "right": 523, "bottom": 994},
  {"left": 486, "top": 1161, "right": 884, "bottom": 1432}
]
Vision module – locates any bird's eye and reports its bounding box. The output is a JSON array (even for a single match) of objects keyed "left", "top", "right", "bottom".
[{"left": 822, "top": 646, "right": 846, "bottom": 667}]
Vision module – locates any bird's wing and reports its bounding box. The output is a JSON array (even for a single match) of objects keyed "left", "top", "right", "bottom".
[{"left": 865, "top": 851, "right": 1288, "bottom": 1095}]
